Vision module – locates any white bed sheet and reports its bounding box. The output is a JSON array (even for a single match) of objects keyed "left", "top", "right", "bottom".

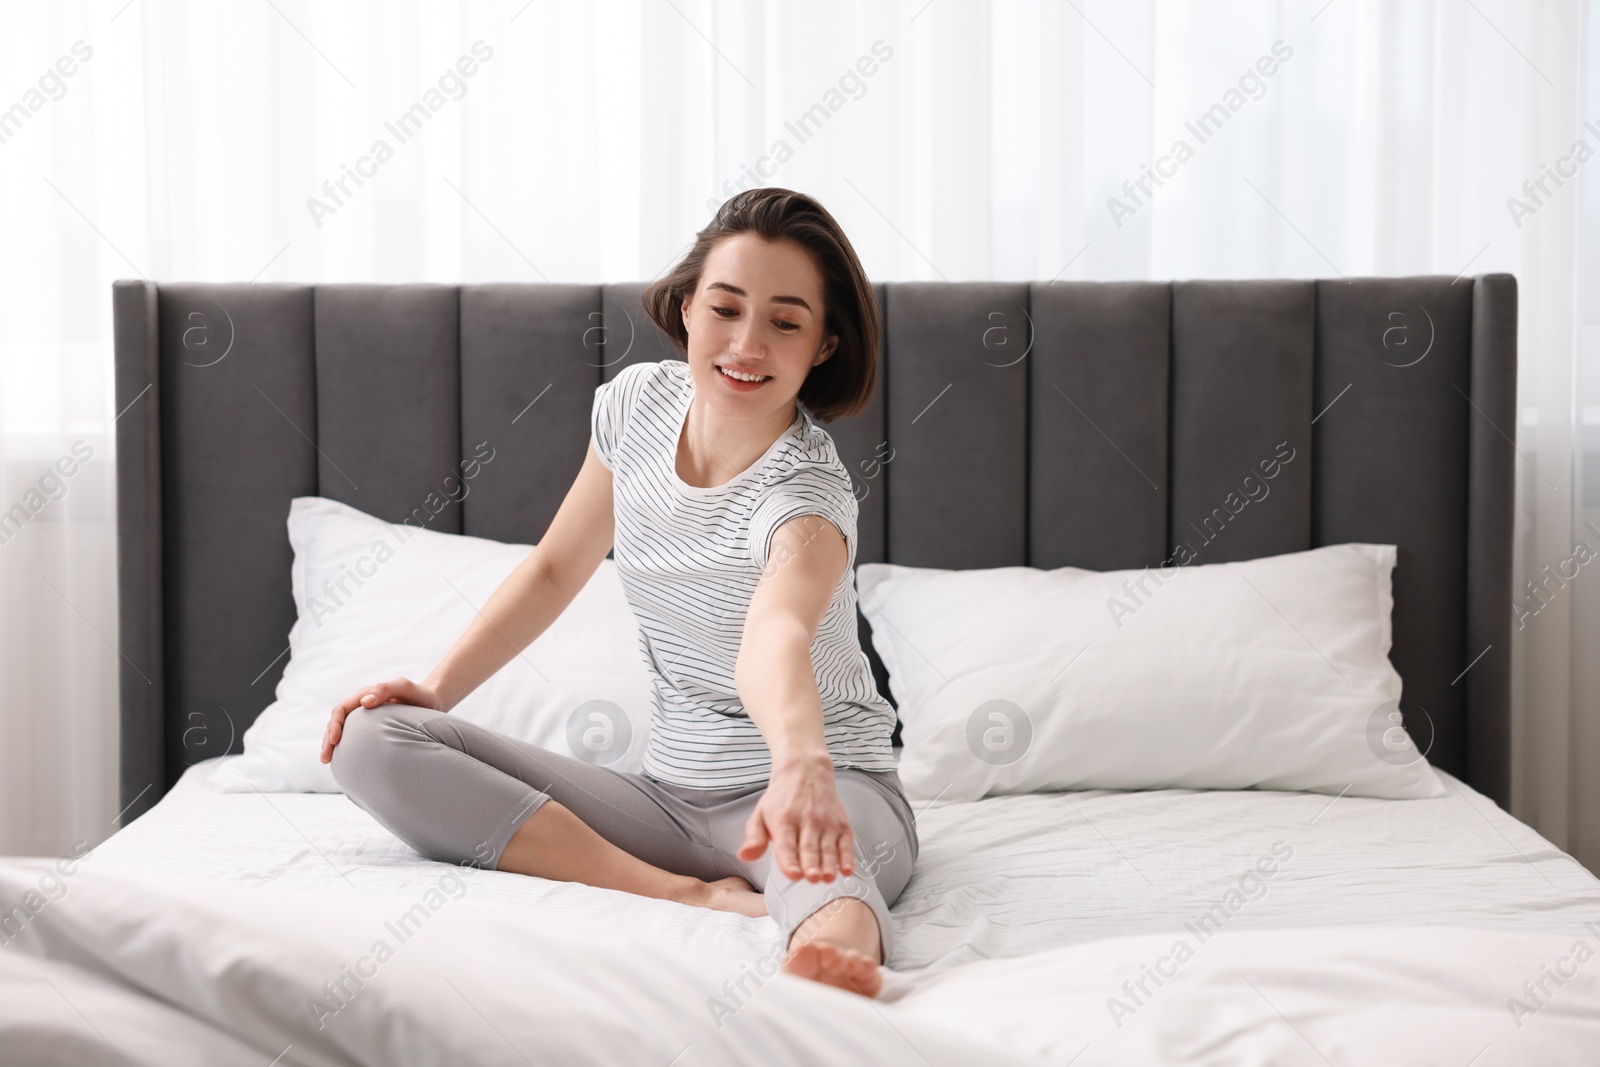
[
  {"left": 88, "top": 755, "right": 1600, "bottom": 976},
  {"left": 12, "top": 757, "right": 1600, "bottom": 1065}
]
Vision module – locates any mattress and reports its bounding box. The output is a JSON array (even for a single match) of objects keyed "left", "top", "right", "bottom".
[
  {"left": 11, "top": 756, "right": 1600, "bottom": 1065},
  {"left": 88, "top": 755, "right": 1600, "bottom": 974}
]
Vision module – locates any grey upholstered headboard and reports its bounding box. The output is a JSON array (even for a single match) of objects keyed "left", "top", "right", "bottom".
[{"left": 112, "top": 275, "right": 1518, "bottom": 823}]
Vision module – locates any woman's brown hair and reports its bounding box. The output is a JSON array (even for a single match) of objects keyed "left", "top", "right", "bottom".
[{"left": 641, "top": 187, "right": 878, "bottom": 424}]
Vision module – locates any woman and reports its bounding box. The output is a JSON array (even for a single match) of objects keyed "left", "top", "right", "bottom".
[{"left": 321, "top": 187, "right": 916, "bottom": 999}]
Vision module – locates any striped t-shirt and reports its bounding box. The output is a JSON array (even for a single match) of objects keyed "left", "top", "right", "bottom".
[{"left": 590, "top": 358, "right": 898, "bottom": 788}]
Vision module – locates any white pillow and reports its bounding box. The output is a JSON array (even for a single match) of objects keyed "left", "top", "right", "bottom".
[
  {"left": 208, "top": 497, "right": 651, "bottom": 793},
  {"left": 856, "top": 543, "right": 1445, "bottom": 803}
]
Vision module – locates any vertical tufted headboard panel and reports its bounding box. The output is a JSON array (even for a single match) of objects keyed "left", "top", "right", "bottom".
[{"left": 112, "top": 275, "right": 1517, "bottom": 822}]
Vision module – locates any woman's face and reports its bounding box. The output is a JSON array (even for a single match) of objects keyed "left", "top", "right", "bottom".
[{"left": 679, "top": 233, "right": 838, "bottom": 423}]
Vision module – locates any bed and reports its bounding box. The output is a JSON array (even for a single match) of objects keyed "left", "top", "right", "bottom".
[{"left": 4, "top": 274, "right": 1598, "bottom": 1065}]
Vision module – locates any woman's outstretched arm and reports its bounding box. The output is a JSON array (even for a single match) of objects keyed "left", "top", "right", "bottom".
[{"left": 734, "top": 513, "right": 856, "bottom": 884}]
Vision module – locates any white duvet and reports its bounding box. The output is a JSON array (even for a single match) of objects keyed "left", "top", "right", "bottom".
[
  {"left": 4, "top": 860, "right": 1600, "bottom": 1066},
  {"left": 3, "top": 757, "right": 1599, "bottom": 1065}
]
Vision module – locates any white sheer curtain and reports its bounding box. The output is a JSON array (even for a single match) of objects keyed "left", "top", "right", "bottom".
[{"left": 2, "top": 0, "right": 1594, "bottom": 872}]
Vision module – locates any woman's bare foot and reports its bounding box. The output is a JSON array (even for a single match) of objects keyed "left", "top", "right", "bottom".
[
  {"left": 684, "top": 875, "right": 768, "bottom": 918},
  {"left": 782, "top": 940, "right": 883, "bottom": 998}
]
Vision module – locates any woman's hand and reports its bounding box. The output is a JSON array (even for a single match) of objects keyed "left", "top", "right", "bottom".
[
  {"left": 738, "top": 752, "right": 855, "bottom": 883},
  {"left": 319, "top": 677, "right": 443, "bottom": 764}
]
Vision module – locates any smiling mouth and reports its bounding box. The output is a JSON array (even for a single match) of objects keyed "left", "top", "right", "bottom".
[{"left": 717, "top": 365, "right": 772, "bottom": 383}]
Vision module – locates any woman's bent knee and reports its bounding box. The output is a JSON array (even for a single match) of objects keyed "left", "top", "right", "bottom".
[
  {"left": 328, "top": 705, "right": 477, "bottom": 865},
  {"left": 328, "top": 703, "right": 411, "bottom": 798}
]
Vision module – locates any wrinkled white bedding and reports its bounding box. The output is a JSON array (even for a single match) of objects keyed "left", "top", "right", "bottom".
[
  {"left": 0, "top": 860, "right": 1034, "bottom": 1066},
  {"left": 3, "top": 756, "right": 1598, "bottom": 1065},
  {"left": 86, "top": 757, "right": 1600, "bottom": 968}
]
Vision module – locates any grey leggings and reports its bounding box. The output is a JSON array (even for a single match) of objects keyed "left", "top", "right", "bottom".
[{"left": 329, "top": 703, "right": 920, "bottom": 961}]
